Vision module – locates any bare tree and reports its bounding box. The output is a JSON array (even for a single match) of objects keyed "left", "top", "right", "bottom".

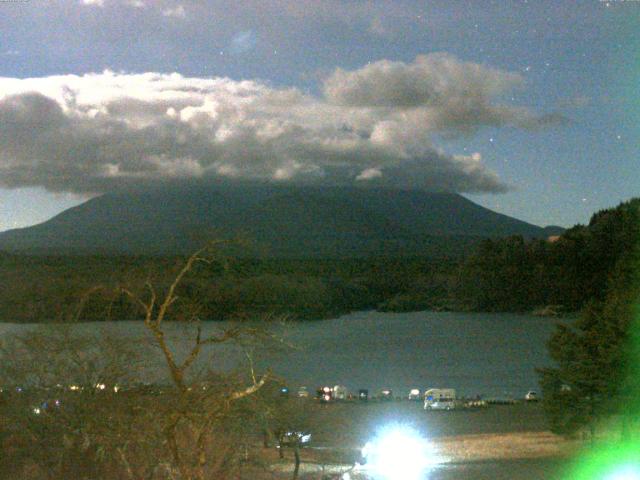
[
  {"left": 0, "top": 242, "right": 283, "bottom": 480},
  {"left": 115, "top": 241, "right": 276, "bottom": 480},
  {"left": 0, "top": 324, "right": 161, "bottom": 479}
]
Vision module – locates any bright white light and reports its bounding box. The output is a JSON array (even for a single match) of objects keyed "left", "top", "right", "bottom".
[
  {"left": 362, "top": 425, "right": 441, "bottom": 480},
  {"left": 604, "top": 464, "right": 640, "bottom": 480},
  {"left": 33, "top": 407, "right": 41, "bottom": 415},
  {"left": 96, "top": 383, "right": 106, "bottom": 390}
]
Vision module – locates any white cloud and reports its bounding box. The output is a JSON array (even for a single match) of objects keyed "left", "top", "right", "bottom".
[
  {"left": 324, "top": 54, "right": 564, "bottom": 136},
  {"left": 324, "top": 53, "right": 523, "bottom": 107},
  {"left": 356, "top": 168, "right": 383, "bottom": 181},
  {"left": 162, "top": 5, "right": 186, "bottom": 18},
  {"left": 0, "top": 54, "right": 558, "bottom": 195},
  {"left": 80, "top": 0, "right": 146, "bottom": 8}
]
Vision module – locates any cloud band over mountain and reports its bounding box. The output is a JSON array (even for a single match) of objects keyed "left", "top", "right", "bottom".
[{"left": 0, "top": 54, "right": 556, "bottom": 194}]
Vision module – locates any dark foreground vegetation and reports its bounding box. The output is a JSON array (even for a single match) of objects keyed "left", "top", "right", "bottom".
[
  {"left": 537, "top": 199, "right": 640, "bottom": 441},
  {"left": 0, "top": 199, "right": 638, "bottom": 479},
  {"left": 0, "top": 247, "right": 289, "bottom": 480},
  {"left": 0, "top": 375, "right": 560, "bottom": 480},
  {"left": 0, "top": 253, "right": 458, "bottom": 323},
  {"left": 0, "top": 198, "right": 637, "bottom": 323}
]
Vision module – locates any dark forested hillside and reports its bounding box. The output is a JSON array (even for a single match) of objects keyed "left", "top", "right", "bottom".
[
  {"left": 536, "top": 200, "right": 640, "bottom": 439},
  {"left": 0, "top": 253, "right": 457, "bottom": 322},
  {"left": 0, "top": 198, "right": 636, "bottom": 323},
  {"left": 455, "top": 198, "right": 640, "bottom": 312},
  {"left": 0, "top": 184, "right": 554, "bottom": 257}
]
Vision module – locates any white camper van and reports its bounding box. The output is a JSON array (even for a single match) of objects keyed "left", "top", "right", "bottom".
[
  {"left": 333, "top": 385, "right": 349, "bottom": 401},
  {"left": 423, "top": 388, "right": 456, "bottom": 410}
]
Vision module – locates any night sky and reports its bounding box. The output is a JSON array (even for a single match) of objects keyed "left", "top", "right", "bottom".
[{"left": 0, "top": 0, "right": 637, "bottom": 231}]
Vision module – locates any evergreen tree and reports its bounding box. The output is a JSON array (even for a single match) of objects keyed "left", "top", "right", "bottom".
[
  {"left": 537, "top": 200, "right": 640, "bottom": 439},
  {"left": 537, "top": 300, "right": 627, "bottom": 438}
]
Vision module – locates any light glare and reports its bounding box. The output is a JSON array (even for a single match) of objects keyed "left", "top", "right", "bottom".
[
  {"left": 604, "top": 465, "right": 640, "bottom": 480},
  {"left": 362, "top": 425, "right": 440, "bottom": 480}
]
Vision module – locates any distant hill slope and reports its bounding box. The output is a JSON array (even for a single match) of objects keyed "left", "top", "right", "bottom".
[{"left": 0, "top": 185, "right": 561, "bottom": 257}]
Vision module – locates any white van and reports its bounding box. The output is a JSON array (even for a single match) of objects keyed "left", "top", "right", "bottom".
[
  {"left": 423, "top": 388, "right": 456, "bottom": 410},
  {"left": 333, "top": 385, "right": 349, "bottom": 401}
]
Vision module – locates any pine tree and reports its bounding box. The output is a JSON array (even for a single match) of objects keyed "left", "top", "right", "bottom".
[
  {"left": 538, "top": 200, "right": 640, "bottom": 440},
  {"left": 538, "top": 300, "right": 627, "bottom": 439}
]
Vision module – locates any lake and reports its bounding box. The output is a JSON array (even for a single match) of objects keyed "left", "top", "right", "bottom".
[{"left": 0, "top": 311, "right": 561, "bottom": 398}]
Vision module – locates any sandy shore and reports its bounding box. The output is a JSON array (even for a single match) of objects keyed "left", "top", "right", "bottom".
[
  {"left": 434, "top": 430, "right": 576, "bottom": 462},
  {"left": 265, "top": 402, "right": 578, "bottom": 479},
  {"left": 267, "top": 431, "right": 575, "bottom": 479}
]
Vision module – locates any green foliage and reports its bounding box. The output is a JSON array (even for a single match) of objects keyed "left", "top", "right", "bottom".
[
  {"left": 458, "top": 198, "right": 640, "bottom": 313},
  {"left": 456, "top": 236, "right": 548, "bottom": 311},
  {"left": 537, "top": 199, "right": 640, "bottom": 438},
  {"left": 538, "top": 302, "right": 626, "bottom": 437},
  {"left": 1, "top": 198, "right": 639, "bottom": 322},
  {"left": 0, "top": 254, "right": 456, "bottom": 322}
]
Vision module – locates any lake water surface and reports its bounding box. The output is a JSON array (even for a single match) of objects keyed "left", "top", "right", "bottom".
[
  {"left": 0, "top": 311, "right": 560, "bottom": 398},
  {"left": 263, "top": 310, "right": 560, "bottom": 398}
]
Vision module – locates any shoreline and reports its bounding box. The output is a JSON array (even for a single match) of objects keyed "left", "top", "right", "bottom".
[
  {"left": 0, "top": 306, "right": 574, "bottom": 324},
  {"left": 268, "top": 430, "right": 576, "bottom": 479}
]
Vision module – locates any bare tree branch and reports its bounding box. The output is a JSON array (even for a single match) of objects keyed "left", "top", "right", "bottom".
[
  {"left": 243, "top": 347, "right": 258, "bottom": 386},
  {"left": 116, "top": 445, "right": 136, "bottom": 480},
  {"left": 155, "top": 240, "right": 226, "bottom": 326},
  {"left": 120, "top": 287, "right": 153, "bottom": 323},
  {"left": 75, "top": 285, "right": 107, "bottom": 322},
  {"left": 229, "top": 372, "right": 270, "bottom": 401}
]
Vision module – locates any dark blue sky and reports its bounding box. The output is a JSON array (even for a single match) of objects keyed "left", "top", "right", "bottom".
[{"left": 0, "top": 0, "right": 637, "bottom": 230}]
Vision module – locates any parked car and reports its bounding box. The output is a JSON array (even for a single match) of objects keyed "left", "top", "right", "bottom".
[
  {"left": 408, "top": 388, "right": 421, "bottom": 400},
  {"left": 317, "top": 386, "right": 333, "bottom": 402},
  {"left": 333, "top": 385, "right": 349, "bottom": 400},
  {"left": 278, "top": 430, "right": 311, "bottom": 448}
]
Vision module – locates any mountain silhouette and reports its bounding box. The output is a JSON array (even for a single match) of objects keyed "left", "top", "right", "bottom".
[{"left": 0, "top": 184, "right": 562, "bottom": 257}]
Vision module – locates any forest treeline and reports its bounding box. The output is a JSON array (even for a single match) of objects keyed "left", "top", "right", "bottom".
[
  {"left": 457, "top": 198, "right": 640, "bottom": 312},
  {"left": 536, "top": 199, "right": 640, "bottom": 439},
  {"left": 0, "top": 198, "right": 637, "bottom": 323},
  {"left": 0, "top": 254, "right": 456, "bottom": 322}
]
